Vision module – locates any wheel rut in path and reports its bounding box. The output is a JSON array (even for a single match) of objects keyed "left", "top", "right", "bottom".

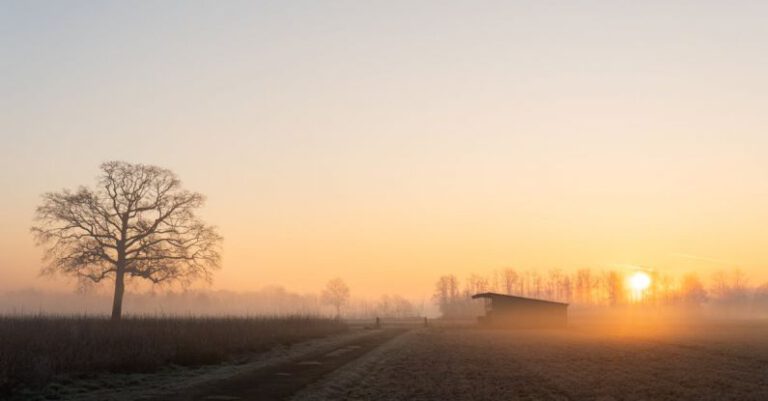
[{"left": 148, "top": 328, "right": 407, "bottom": 401}]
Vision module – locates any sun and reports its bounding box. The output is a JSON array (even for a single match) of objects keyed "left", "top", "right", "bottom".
[{"left": 629, "top": 271, "right": 652, "bottom": 292}]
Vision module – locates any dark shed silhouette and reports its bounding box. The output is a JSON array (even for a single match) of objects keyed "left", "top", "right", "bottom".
[{"left": 472, "top": 293, "right": 568, "bottom": 328}]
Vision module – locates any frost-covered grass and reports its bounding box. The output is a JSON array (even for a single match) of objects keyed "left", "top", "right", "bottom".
[
  {"left": 306, "top": 319, "right": 768, "bottom": 401},
  {"left": 0, "top": 315, "right": 346, "bottom": 396}
]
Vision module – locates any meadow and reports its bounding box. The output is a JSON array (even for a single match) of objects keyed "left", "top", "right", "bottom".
[{"left": 0, "top": 316, "right": 346, "bottom": 397}]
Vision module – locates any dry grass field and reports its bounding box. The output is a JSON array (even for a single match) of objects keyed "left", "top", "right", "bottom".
[
  {"left": 295, "top": 318, "right": 768, "bottom": 401},
  {"left": 0, "top": 316, "right": 346, "bottom": 398},
  {"left": 4, "top": 315, "right": 768, "bottom": 400}
]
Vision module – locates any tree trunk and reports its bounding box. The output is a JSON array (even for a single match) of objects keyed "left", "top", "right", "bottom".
[{"left": 111, "top": 267, "right": 125, "bottom": 320}]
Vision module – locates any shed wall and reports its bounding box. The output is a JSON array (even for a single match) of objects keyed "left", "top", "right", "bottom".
[{"left": 482, "top": 299, "right": 567, "bottom": 328}]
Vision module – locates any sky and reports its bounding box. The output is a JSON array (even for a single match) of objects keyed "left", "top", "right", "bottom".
[{"left": 2, "top": 1, "right": 768, "bottom": 299}]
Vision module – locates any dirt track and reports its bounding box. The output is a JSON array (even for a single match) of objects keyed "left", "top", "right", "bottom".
[
  {"left": 35, "top": 328, "right": 403, "bottom": 401},
  {"left": 166, "top": 328, "right": 406, "bottom": 401},
  {"left": 38, "top": 321, "right": 768, "bottom": 401}
]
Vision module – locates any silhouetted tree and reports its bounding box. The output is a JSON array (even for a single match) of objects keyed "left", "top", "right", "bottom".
[
  {"left": 375, "top": 294, "right": 416, "bottom": 318},
  {"left": 322, "top": 278, "right": 350, "bottom": 318},
  {"left": 531, "top": 271, "right": 543, "bottom": 298},
  {"left": 710, "top": 270, "right": 730, "bottom": 301},
  {"left": 752, "top": 283, "right": 768, "bottom": 312},
  {"left": 604, "top": 271, "right": 625, "bottom": 306},
  {"left": 31, "top": 161, "right": 221, "bottom": 320},
  {"left": 433, "top": 275, "right": 460, "bottom": 317},
  {"left": 711, "top": 269, "right": 750, "bottom": 304},
  {"left": 680, "top": 273, "right": 708, "bottom": 306},
  {"left": 464, "top": 274, "right": 490, "bottom": 296},
  {"left": 729, "top": 269, "right": 750, "bottom": 303},
  {"left": 656, "top": 274, "right": 676, "bottom": 305},
  {"left": 560, "top": 275, "right": 573, "bottom": 303},
  {"left": 502, "top": 268, "right": 519, "bottom": 295},
  {"left": 575, "top": 269, "right": 598, "bottom": 304}
]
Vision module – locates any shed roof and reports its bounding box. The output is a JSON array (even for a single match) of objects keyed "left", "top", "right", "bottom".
[{"left": 471, "top": 292, "right": 569, "bottom": 306}]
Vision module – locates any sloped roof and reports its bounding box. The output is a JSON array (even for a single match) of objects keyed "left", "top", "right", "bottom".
[{"left": 471, "top": 292, "right": 569, "bottom": 306}]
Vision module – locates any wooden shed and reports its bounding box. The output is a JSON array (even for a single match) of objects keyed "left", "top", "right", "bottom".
[{"left": 472, "top": 292, "right": 568, "bottom": 328}]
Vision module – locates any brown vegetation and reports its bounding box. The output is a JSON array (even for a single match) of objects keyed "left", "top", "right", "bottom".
[{"left": 0, "top": 316, "right": 346, "bottom": 396}]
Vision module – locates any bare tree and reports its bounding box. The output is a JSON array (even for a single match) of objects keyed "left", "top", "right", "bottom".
[
  {"left": 680, "top": 273, "right": 707, "bottom": 306},
  {"left": 656, "top": 274, "right": 676, "bottom": 305},
  {"left": 322, "top": 278, "right": 350, "bottom": 318},
  {"left": 375, "top": 294, "right": 415, "bottom": 318},
  {"left": 560, "top": 275, "right": 573, "bottom": 303},
  {"left": 753, "top": 282, "right": 768, "bottom": 311},
  {"left": 710, "top": 270, "right": 730, "bottom": 301},
  {"left": 531, "top": 271, "right": 543, "bottom": 298},
  {"left": 604, "top": 271, "right": 625, "bottom": 306},
  {"left": 433, "top": 275, "right": 460, "bottom": 318},
  {"left": 729, "top": 268, "right": 750, "bottom": 302},
  {"left": 546, "top": 269, "right": 563, "bottom": 301},
  {"left": 575, "top": 269, "right": 597, "bottom": 305},
  {"left": 502, "top": 268, "right": 519, "bottom": 295},
  {"left": 464, "top": 274, "right": 489, "bottom": 296},
  {"left": 31, "top": 161, "right": 222, "bottom": 320}
]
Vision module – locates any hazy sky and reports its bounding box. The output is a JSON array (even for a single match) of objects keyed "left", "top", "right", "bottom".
[{"left": 2, "top": 1, "right": 768, "bottom": 298}]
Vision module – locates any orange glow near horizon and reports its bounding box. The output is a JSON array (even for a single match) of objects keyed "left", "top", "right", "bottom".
[
  {"left": 628, "top": 271, "right": 653, "bottom": 301},
  {"left": 3, "top": 2, "right": 768, "bottom": 300}
]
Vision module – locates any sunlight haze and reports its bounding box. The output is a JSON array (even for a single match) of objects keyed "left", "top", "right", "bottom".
[{"left": 2, "top": 1, "right": 768, "bottom": 299}]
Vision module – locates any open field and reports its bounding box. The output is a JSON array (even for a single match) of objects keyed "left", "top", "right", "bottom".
[
  {"left": 4, "top": 317, "right": 768, "bottom": 400},
  {"left": 295, "top": 319, "right": 768, "bottom": 401},
  {"left": 0, "top": 316, "right": 346, "bottom": 398}
]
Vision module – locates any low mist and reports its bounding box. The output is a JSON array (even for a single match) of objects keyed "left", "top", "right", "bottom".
[{"left": 0, "top": 287, "right": 429, "bottom": 318}]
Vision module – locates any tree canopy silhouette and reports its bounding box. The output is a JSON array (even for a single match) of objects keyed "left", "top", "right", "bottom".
[
  {"left": 322, "top": 278, "right": 350, "bottom": 318},
  {"left": 32, "top": 161, "right": 222, "bottom": 320}
]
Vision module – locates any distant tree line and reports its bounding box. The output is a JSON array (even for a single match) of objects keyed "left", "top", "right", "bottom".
[
  {"left": 433, "top": 268, "right": 768, "bottom": 318},
  {"left": 0, "top": 284, "right": 423, "bottom": 319},
  {"left": 318, "top": 278, "right": 422, "bottom": 319},
  {"left": 346, "top": 294, "right": 422, "bottom": 319}
]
